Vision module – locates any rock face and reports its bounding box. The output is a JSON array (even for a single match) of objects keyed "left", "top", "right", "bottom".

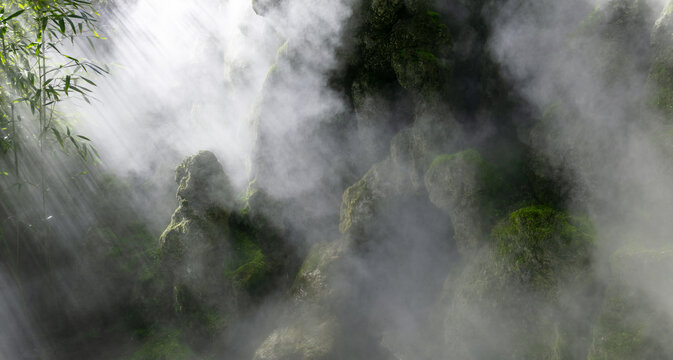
[
  {"left": 159, "top": 151, "right": 237, "bottom": 321},
  {"left": 156, "top": 151, "right": 298, "bottom": 348},
  {"left": 252, "top": 317, "right": 339, "bottom": 360},
  {"left": 126, "top": 1, "right": 673, "bottom": 359},
  {"left": 650, "top": 0, "right": 673, "bottom": 118},
  {"left": 424, "top": 149, "right": 492, "bottom": 254}
]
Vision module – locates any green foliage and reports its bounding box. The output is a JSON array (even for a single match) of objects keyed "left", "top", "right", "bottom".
[{"left": 0, "top": 0, "right": 108, "bottom": 174}]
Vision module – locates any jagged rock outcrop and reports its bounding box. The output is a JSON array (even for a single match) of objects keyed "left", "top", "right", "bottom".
[
  {"left": 159, "top": 151, "right": 237, "bottom": 323},
  {"left": 157, "top": 151, "right": 297, "bottom": 344}
]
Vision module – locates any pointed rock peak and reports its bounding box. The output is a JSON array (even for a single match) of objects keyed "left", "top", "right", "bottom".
[{"left": 175, "top": 150, "right": 234, "bottom": 212}]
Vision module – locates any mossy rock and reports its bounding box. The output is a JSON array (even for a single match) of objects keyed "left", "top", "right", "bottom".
[
  {"left": 589, "top": 244, "right": 673, "bottom": 359},
  {"left": 424, "top": 149, "right": 500, "bottom": 254},
  {"left": 589, "top": 284, "right": 673, "bottom": 360},
  {"left": 159, "top": 151, "right": 234, "bottom": 279},
  {"left": 339, "top": 159, "right": 401, "bottom": 237},
  {"left": 403, "top": 0, "right": 430, "bottom": 14},
  {"left": 292, "top": 239, "right": 346, "bottom": 302},
  {"left": 390, "top": 98, "right": 463, "bottom": 187},
  {"left": 389, "top": 11, "right": 452, "bottom": 92},
  {"left": 425, "top": 149, "right": 487, "bottom": 210},
  {"left": 492, "top": 206, "right": 595, "bottom": 296},
  {"left": 649, "top": 0, "right": 673, "bottom": 119},
  {"left": 369, "top": 0, "right": 405, "bottom": 30},
  {"left": 252, "top": 317, "right": 339, "bottom": 360},
  {"left": 570, "top": 0, "right": 652, "bottom": 91},
  {"left": 442, "top": 207, "right": 597, "bottom": 359},
  {"left": 174, "top": 150, "right": 234, "bottom": 213},
  {"left": 156, "top": 151, "right": 293, "bottom": 342},
  {"left": 129, "top": 327, "right": 203, "bottom": 360}
]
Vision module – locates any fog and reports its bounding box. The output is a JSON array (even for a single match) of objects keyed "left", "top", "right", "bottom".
[{"left": 2, "top": 0, "right": 673, "bottom": 358}]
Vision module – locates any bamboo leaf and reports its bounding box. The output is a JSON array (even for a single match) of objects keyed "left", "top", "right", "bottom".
[
  {"left": 51, "top": 127, "right": 64, "bottom": 148},
  {"left": 2, "top": 9, "right": 25, "bottom": 23},
  {"left": 58, "top": 18, "right": 66, "bottom": 33}
]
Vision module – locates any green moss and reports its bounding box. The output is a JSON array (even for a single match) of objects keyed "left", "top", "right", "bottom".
[
  {"left": 225, "top": 222, "right": 272, "bottom": 295},
  {"left": 443, "top": 207, "right": 597, "bottom": 358},
  {"left": 129, "top": 327, "right": 201, "bottom": 360},
  {"left": 339, "top": 175, "right": 371, "bottom": 235},
  {"left": 492, "top": 206, "right": 594, "bottom": 294},
  {"left": 389, "top": 11, "right": 452, "bottom": 92},
  {"left": 647, "top": 61, "right": 673, "bottom": 118},
  {"left": 589, "top": 284, "right": 673, "bottom": 360},
  {"left": 428, "top": 148, "right": 483, "bottom": 171}
]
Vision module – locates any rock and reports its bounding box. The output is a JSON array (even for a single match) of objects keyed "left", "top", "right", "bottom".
[
  {"left": 157, "top": 151, "right": 292, "bottom": 341},
  {"left": 253, "top": 317, "right": 339, "bottom": 360},
  {"left": 174, "top": 150, "right": 234, "bottom": 213},
  {"left": 369, "top": 0, "right": 404, "bottom": 30},
  {"left": 252, "top": 0, "right": 285, "bottom": 16},
  {"left": 389, "top": 11, "right": 452, "bottom": 92},
  {"left": 129, "top": 327, "right": 203, "bottom": 360},
  {"left": 339, "top": 159, "right": 401, "bottom": 238},
  {"left": 588, "top": 244, "right": 673, "bottom": 359},
  {"left": 351, "top": 77, "right": 415, "bottom": 164},
  {"left": 442, "top": 206, "right": 596, "bottom": 359},
  {"left": 292, "top": 239, "right": 347, "bottom": 302},
  {"left": 649, "top": 0, "right": 673, "bottom": 119},
  {"left": 424, "top": 149, "right": 491, "bottom": 254},
  {"left": 492, "top": 206, "right": 594, "bottom": 296},
  {"left": 391, "top": 100, "right": 462, "bottom": 190},
  {"left": 403, "top": 0, "right": 429, "bottom": 15},
  {"left": 160, "top": 151, "right": 234, "bottom": 287},
  {"left": 571, "top": 0, "right": 652, "bottom": 91}
]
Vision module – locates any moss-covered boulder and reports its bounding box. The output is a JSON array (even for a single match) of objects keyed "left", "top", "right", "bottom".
[
  {"left": 588, "top": 244, "right": 673, "bottom": 359},
  {"left": 442, "top": 206, "right": 597, "bottom": 359},
  {"left": 493, "top": 206, "right": 594, "bottom": 296},
  {"left": 343, "top": 100, "right": 462, "bottom": 241}
]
